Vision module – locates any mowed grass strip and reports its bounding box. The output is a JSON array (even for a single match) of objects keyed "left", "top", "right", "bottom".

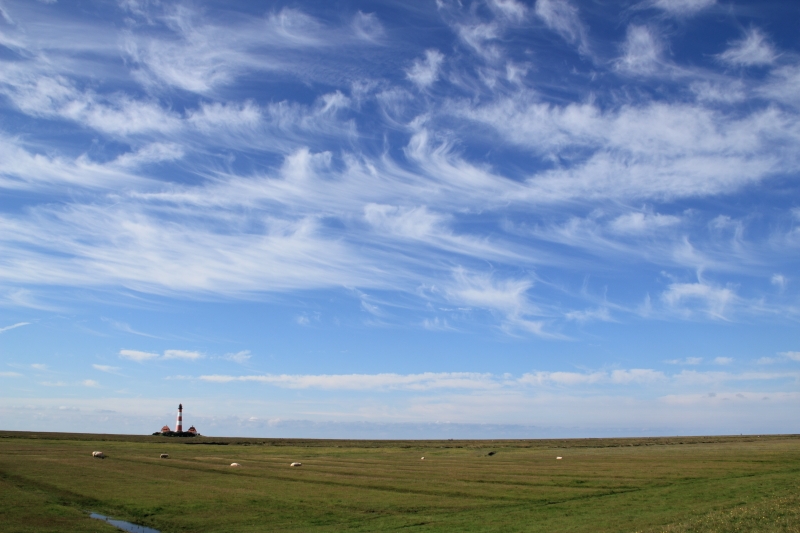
[{"left": 0, "top": 432, "right": 798, "bottom": 532}]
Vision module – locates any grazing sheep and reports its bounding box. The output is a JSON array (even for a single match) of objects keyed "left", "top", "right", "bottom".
[
  {"left": 420, "top": 457, "right": 425, "bottom": 460},
  {"left": 290, "top": 462, "right": 302, "bottom": 467},
  {"left": 92, "top": 451, "right": 105, "bottom": 459},
  {"left": 230, "top": 462, "right": 241, "bottom": 467},
  {"left": 556, "top": 456, "right": 563, "bottom": 460},
  {"left": 160, "top": 454, "right": 169, "bottom": 459},
  {"left": 487, "top": 451, "right": 496, "bottom": 456}
]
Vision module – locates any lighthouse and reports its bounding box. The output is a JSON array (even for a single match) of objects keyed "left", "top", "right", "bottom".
[
  {"left": 176, "top": 403, "right": 183, "bottom": 433},
  {"left": 153, "top": 404, "right": 199, "bottom": 436}
]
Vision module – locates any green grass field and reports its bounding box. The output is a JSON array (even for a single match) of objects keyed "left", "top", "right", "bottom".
[{"left": 1, "top": 431, "right": 799, "bottom": 532}]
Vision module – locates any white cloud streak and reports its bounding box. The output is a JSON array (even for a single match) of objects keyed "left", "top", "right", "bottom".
[
  {"left": 651, "top": 0, "right": 715, "bottom": 16},
  {"left": 195, "top": 367, "right": 795, "bottom": 391},
  {"left": 616, "top": 25, "right": 662, "bottom": 75},
  {"left": 0, "top": 321, "right": 29, "bottom": 333},
  {"left": 119, "top": 349, "right": 203, "bottom": 361},
  {"left": 534, "top": 0, "right": 589, "bottom": 54},
  {"left": 120, "top": 6, "right": 362, "bottom": 93},
  {"left": 665, "top": 357, "right": 702, "bottom": 365},
  {"left": 223, "top": 350, "right": 251, "bottom": 364},
  {"left": 163, "top": 350, "right": 203, "bottom": 360},
  {"left": 407, "top": 49, "right": 445, "bottom": 88},
  {"left": 454, "top": 97, "right": 798, "bottom": 205},
  {"left": 489, "top": 0, "right": 527, "bottom": 22},
  {"left": 119, "top": 349, "right": 159, "bottom": 362},
  {"left": 92, "top": 364, "right": 120, "bottom": 373},
  {"left": 661, "top": 280, "right": 738, "bottom": 320},
  {"left": 199, "top": 372, "right": 499, "bottom": 390},
  {"left": 779, "top": 351, "right": 800, "bottom": 362},
  {"left": 719, "top": 29, "right": 776, "bottom": 67}
]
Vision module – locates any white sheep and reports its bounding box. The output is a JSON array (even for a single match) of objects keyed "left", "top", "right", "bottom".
[
  {"left": 230, "top": 462, "right": 241, "bottom": 467},
  {"left": 92, "top": 451, "right": 105, "bottom": 459},
  {"left": 290, "top": 462, "right": 302, "bottom": 467},
  {"left": 160, "top": 454, "right": 169, "bottom": 459},
  {"left": 556, "top": 456, "right": 563, "bottom": 460}
]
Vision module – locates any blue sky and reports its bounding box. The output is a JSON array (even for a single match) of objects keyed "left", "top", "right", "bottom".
[{"left": 0, "top": 0, "right": 798, "bottom": 438}]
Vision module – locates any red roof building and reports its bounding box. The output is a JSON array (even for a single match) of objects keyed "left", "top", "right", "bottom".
[
  {"left": 161, "top": 425, "right": 170, "bottom": 432},
  {"left": 187, "top": 426, "right": 198, "bottom": 435}
]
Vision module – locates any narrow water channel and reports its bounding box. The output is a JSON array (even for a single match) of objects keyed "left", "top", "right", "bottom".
[{"left": 89, "top": 513, "right": 160, "bottom": 533}]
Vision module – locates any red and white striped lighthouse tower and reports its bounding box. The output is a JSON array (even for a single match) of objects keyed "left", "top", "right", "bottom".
[{"left": 176, "top": 403, "right": 183, "bottom": 433}]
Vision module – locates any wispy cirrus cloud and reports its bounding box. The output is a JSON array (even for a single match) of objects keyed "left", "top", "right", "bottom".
[
  {"left": 778, "top": 351, "right": 800, "bottom": 362},
  {"left": 0, "top": 0, "right": 796, "bottom": 359},
  {"left": 0, "top": 321, "right": 29, "bottom": 333},
  {"left": 92, "top": 364, "right": 120, "bottom": 374},
  {"left": 39, "top": 381, "right": 67, "bottom": 387},
  {"left": 565, "top": 307, "right": 612, "bottom": 323},
  {"left": 0, "top": 65, "right": 182, "bottom": 135},
  {"left": 118, "top": 349, "right": 160, "bottom": 362},
  {"left": 406, "top": 49, "right": 445, "bottom": 89},
  {"left": 650, "top": 0, "right": 716, "bottom": 16},
  {"left": 489, "top": 0, "right": 527, "bottom": 22},
  {"left": 665, "top": 357, "right": 702, "bottom": 365},
  {"left": 163, "top": 349, "right": 203, "bottom": 360},
  {"left": 0, "top": 135, "right": 153, "bottom": 191},
  {"left": 223, "top": 350, "right": 251, "bottom": 364},
  {"left": 122, "top": 8, "right": 319, "bottom": 93},
  {"left": 119, "top": 349, "right": 203, "bottom": 362},
  {"left": 103, "top": 319, "right": 160, "bottom": 339},
  {"left": 661, "top": 280, "right": 738, "bottom": 320},
  {"left": 609, "top": 212, "right": 680, "bottom": 235},
  {"left": 616, "top": 25, "right": 663, "bottom": 75},
  {"left": 518, "top": 369, "right": 666, "bottom": 386},
  {"left": 771, "top": 274, "right": 787, "bottom": 290},
  {"left": 534, "top": 0, "right": 589, "bottom": 54},
  {"left": 444, "top": 267, "right": 559, "bottom": 337},
  {"left": 453, "top": 96, "right": 797, "bottom": 204},
  {"left": 193, "top": 367, "right": 795, "bottom": 391},
  {"left": 199, "top": 372, "right": 499, "bottom": 390},
  {"left": 719, "top": 28, "right": 776, "bottom": 67}
]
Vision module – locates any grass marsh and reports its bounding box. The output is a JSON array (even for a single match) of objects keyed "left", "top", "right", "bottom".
[{"left": 1, "top": 432, "right": 798, "bottom": 532}]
